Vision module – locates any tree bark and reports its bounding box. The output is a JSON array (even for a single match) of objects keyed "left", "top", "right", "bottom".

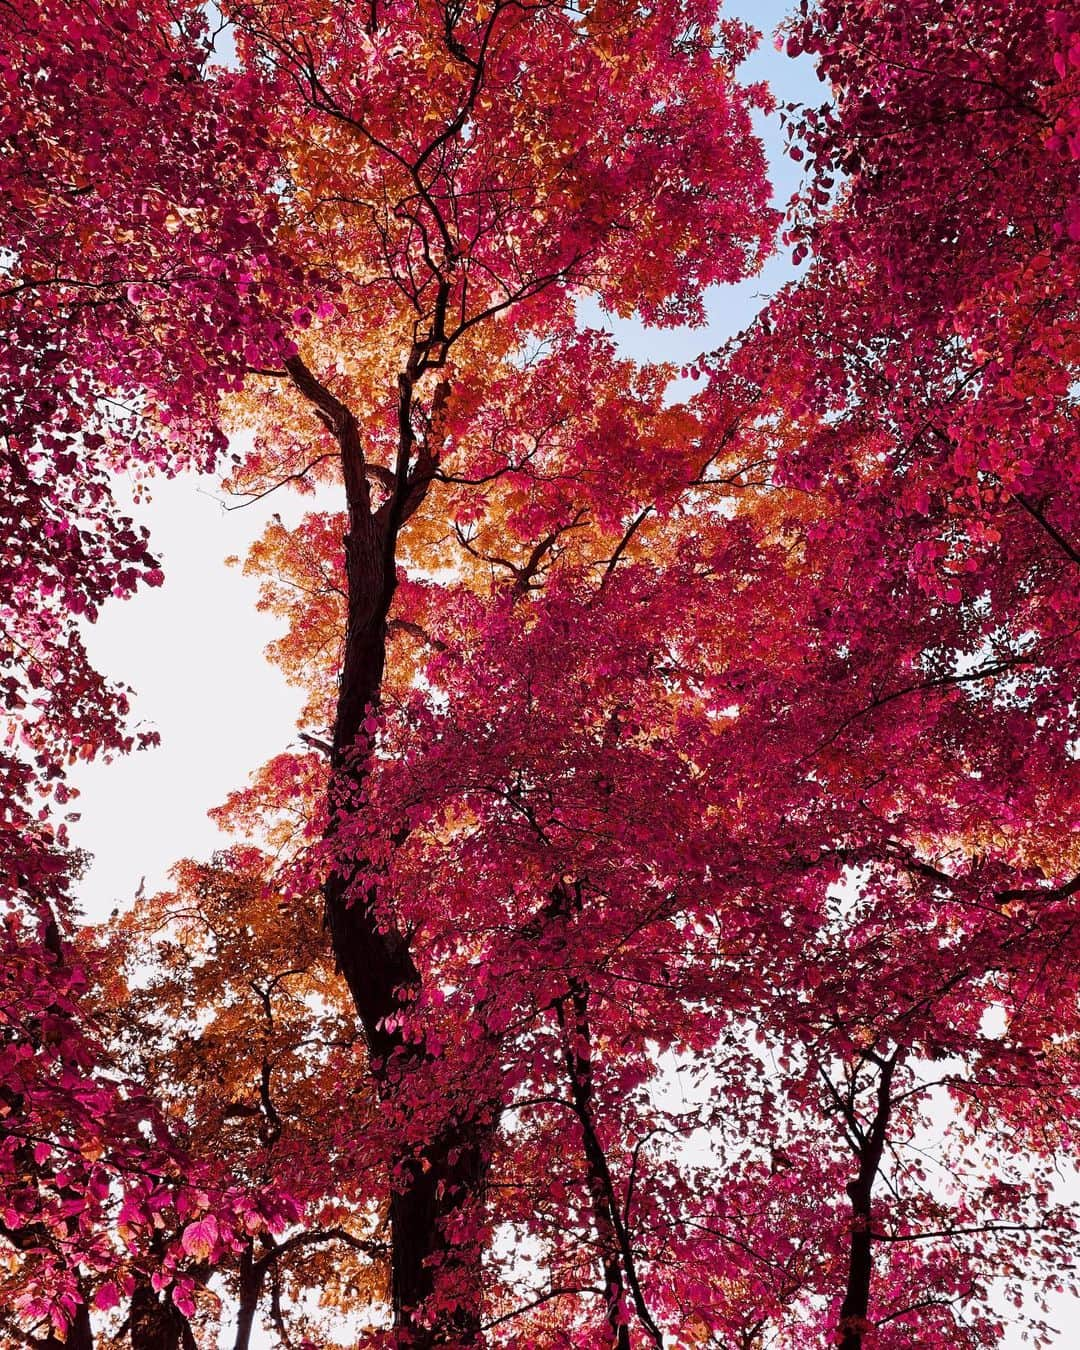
[
  {"left": 836, "top": 1055, "right": 896, "bottom": 1350},
  {"left": 129, "top": 1275, "right": 191, "bottom": 1350},
  {"left": 231, "top": 1243, "right": 262, "bottom": 1350},
  {"left": 287, "top": 354, "right": 491, "bottom": 1346},
  {"left": 42, "top": 1303, "right": 93, "bottom": 1350}
]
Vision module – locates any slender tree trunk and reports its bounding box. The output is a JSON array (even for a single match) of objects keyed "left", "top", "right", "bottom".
[
  {"left": 232, "top": 1293, "right": 259, "bottom": 1350},
  {"left": 557, "top": 971, "right": 662, "bottom": 1350},
  {"left": 836, "top": 1055, "right": 896, "bottom": 1350},
  {"left": 231, "top": 1244, "right": 262, "bottom": 1350},
  {"left": 557, "top": 989, "right": 631, "bottom": 1349},
  {"left": 837, "top": 1177, "right": 874, "bottom": 1350}
]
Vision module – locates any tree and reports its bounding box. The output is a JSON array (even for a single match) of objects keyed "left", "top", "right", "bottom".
[
  {"left": 697, "top": 0, "right": 1080, "bottom": 1340},
  {"left": 3, "top": 0, "right": 1080, "bottom": 1347},
  {"left": 89, "top": 850, "right": 381, "bottom": 1350},
  {"left": 3, "top": 0, "right": 774, "bottom": 1341}
]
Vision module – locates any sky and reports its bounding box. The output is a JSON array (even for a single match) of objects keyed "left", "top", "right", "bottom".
[{"left": 60, "top": 3, "right": 1080, "bottom": 1344}]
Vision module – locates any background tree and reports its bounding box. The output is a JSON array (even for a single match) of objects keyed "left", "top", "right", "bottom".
[{"left": 87, "top": 850, "right": 381, "bottom": 1350}]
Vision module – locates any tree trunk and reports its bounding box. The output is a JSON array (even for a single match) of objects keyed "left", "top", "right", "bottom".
[
  {"left": 307, "top": 385, "right": 490, "bottom": 1345},
  {"left": 323, "top": 603, "right": 494, "bottom": 1343},
  {"left": 43, "top": 1303, "right": 93, "bottom": 1350},
  {"left": 837, "top": 1178, "right": 874, "bottom": 1350},
  {"left": 231, "top": 1244, "right": 262, "bottom": 1350},
  {"left": 557, "top": 974, "right": 662, "bottom": 1349},
  {"left": 836, "top": 1055, "right": 896, "bottom": 1350},
  {"left": 557, "top": 989, "right": 631, "bottom": 1349},
  {"left": 129, "top": 1276, "right": 186, "bottom": 1350}
]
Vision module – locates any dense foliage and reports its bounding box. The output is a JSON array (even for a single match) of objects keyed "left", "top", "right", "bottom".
[{"left": 1, "top": 1, "right": 1078, "bottom": 1347}]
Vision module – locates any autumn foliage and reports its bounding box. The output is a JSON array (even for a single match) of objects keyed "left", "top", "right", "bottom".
[{"left": 2, "top": 1, "right": 1079, "bottom": 1348}]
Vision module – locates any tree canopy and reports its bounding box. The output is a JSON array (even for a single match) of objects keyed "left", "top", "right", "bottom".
[{"left": 2, "top": 1, "right": 1079, "bottom": 1347}]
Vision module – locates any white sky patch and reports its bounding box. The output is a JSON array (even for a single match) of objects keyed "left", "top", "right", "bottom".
[{"left": 68, "top": 468, "right": 306, "bottom": 918}]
